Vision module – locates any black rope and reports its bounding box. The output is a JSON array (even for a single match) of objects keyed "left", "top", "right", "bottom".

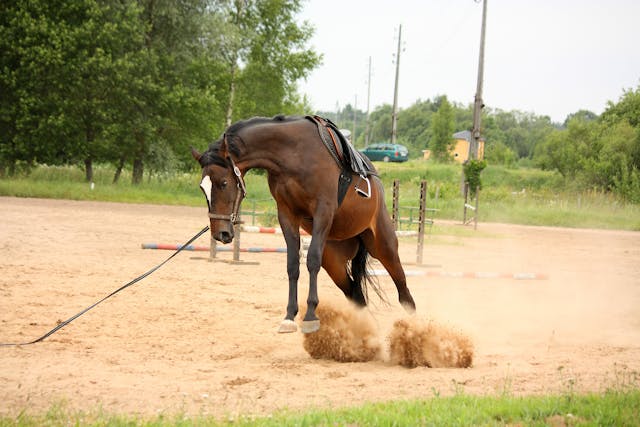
[{"left": 0, "top": 225, "right": 210, "bottom": 347}]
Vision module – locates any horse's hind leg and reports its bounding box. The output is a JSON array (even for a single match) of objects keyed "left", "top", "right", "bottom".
[
  {"left": 362, "top": 221, "right": 416, "bottom": 313},
  {"left": 323, "top": 239, "right": 367, "bottom": 307}
]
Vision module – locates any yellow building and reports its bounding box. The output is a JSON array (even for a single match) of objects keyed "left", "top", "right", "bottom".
[{"left": 422, "top": 130, "right": 485, "bottom": 163}]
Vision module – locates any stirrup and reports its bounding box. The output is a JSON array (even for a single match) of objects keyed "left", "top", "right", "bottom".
[{"left": 355, "top": 175, "right": 371, "bottom": 198}]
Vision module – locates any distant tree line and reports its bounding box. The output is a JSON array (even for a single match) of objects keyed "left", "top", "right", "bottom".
[
  {"left": 323, "top": 86, "right": 640, "bottom": 202},
  {"left": 0, "top": 0, "right": 320, "bottom": 183},
  {"left": 2, "top": 1, "right": 638, "bottom": 201}
]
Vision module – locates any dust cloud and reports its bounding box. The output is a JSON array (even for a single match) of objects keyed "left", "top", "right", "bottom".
[
  {"left": 302, "top": 300, "right": 381, "bottom": 362},
  {"left": 388, "top": 317, "right": 474, "bottom": 368},
  {"left": 303, "top": 300, "right": 474, "bottom": 368}
]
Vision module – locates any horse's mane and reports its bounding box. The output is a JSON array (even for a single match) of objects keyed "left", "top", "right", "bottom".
[{"left": 197, "top": 115, "right": 302, "bottom": 167}]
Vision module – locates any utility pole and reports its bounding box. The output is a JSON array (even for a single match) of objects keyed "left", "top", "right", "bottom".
[
  {"left": 364, "top": 56, "right": 372, "bottom": 147},
  {"left": 470, "top": 0, "right": 488, "bottom": 160},
  {"left": 391, "top": 24, "right": 402, "bottom": 145},
  {"left": 352, "top": 94, "right": 357, "bottom": 144},
  {"left": 462, "top": 0, "right": 488, "bottom": 227}
]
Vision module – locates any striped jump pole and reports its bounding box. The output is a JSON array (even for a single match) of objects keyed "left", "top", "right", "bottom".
[
  {"left": 241, "top": 225, "right": 417, "bottom": 238},
  {"left": 241, "top": 225, "right": 310, "bottom": 235},
  {"left": 141, "top": 243, "right": 287, "bottom": 253},
  {"left": 368, "top": 269, "right": 548, "bottom": 280}
]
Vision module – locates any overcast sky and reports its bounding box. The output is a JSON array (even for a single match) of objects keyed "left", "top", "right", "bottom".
[{"left": 297, "top": 0, "right": 640, "bottom": 123}]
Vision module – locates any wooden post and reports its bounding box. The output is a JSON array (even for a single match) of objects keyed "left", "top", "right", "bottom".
[
  {"left": 232, "top": 223, "right": 241, "bottom": 262},
  {"left": 463, "top": 184, "right": 479, "bottom": 229},
  {"left": 474, "top": 186, "right": 479, "bottom": 230},
  {"left": 209, "top": 234, "right": 217, "bottom": 261},
  {"left": 416, "top": 181, "right": 427, "bottom": 265},
  {"left": 463, "top": 183, "right": 469, "bottom": 225},
  {"left": 228, "top": 221, "right": 259, "bottom": 265},
  {"left": 392, "top": 179, "right": 400, "bottom": 230}
]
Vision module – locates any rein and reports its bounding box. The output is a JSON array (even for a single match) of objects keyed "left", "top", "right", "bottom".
[{"left": 0, "top": 225, "right": 210, "bottom": 347}]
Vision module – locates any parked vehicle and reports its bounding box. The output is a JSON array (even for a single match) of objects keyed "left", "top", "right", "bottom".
[{"left": 360, "top": 143, "right": 409, "bottom": 162}]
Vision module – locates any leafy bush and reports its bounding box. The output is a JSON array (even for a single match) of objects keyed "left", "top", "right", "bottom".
[{"left": 463, "top": 159, "right": 487, "bottom": 197}]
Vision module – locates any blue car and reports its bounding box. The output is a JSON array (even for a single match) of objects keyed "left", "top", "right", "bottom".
[{"left": 360, "top": 143, "right": 409, "bottom": 162}]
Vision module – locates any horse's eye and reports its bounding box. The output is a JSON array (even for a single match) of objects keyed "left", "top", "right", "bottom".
[{"left": 221, "top": 180, "right": 228, "bottom": 188}]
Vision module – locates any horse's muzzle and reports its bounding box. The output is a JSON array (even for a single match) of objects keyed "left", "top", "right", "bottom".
[{"left": 214, "top": 230, "right": 233, "bottom": 244}]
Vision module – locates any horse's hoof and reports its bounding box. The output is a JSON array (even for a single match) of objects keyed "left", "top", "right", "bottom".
[
  {"left": 301, "top": 319, "right": 320, "bottom": 334},
  {"left": 401, "top": 301, "right": 417, "bottom": 314},
  {"left": 278, "top": 319, "right": 298, "bottom": 333}
]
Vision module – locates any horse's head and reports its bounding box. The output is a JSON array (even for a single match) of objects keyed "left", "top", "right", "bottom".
[{"left": 192, "top": 137, "right": 246, "bottom": 244}]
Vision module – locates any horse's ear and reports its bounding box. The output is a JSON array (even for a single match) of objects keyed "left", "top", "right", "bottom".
[
  {"left": 191, "top": 147, "right": 202, "bottom": 162},
  {"left": 219, "top": 135, "right": 229, "bottom": 159}
]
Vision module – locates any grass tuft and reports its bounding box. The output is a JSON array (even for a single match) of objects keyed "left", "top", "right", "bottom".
[{"left": 3, "top": 390, "right": 639, "bottom": 426}]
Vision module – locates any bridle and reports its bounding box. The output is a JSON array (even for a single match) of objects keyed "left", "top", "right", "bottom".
[{"left": 204, "top": 135, "right": 247, "bottom": 225}]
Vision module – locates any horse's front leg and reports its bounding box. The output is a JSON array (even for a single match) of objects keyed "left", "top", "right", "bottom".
[
  {"left": 278, "top": 219, "right": 301, "bottom": 333},
  {"left": 301, "top": 222, "right": 331, "bottom": 334}
]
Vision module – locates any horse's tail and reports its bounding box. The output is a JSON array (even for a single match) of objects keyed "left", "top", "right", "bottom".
[{"left": 350, "top": 238, "right": 388, "bottom": 306}]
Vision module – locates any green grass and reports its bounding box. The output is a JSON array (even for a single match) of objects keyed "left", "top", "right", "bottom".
[
  {"left": 2, "top": 390, "right": 639, "bottom": 426},
  {"left": 375, "top": 160, "right": 640, "bottom": 230},
  {"left": 1, "top": 161, "right": 640, "bottom": 230}
]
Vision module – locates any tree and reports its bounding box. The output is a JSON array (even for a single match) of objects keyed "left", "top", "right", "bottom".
[
  {"left": 232, "top": 0, "right": 321, "bottom": 120},
  {"left": 601, "top": 85, "right": 640, "bottom": 171},
  {"left": 602, "top": 85, "right": 640, "bottom": 128},
  {"left": 0, "top": 0, "right": 319, "bottom": 182},
  {"left": 57, "top": 0, "right": 144, "bottom": 182},
  {"left": 0, "top": 0, "right": 82, "bottom": 173},
  {"left": 485, "top": 141, "right": 516, "bottom": 167},
  {"left": 483, "top": 109, "right": 554, "bottom": 159},
  {"left": 563, "top": 109, "right": 598, "bottom": 127},
  {"left": 397, "top": 99, "right": 435, "bottom": 158},
  {"left": 428, "top": 95, "right": 455, "bottom": 162},
  {"left": 534, "top": 117, "right": 597, "bottom": 179},
  {"left": 590, "top": 121, "right": 639, "bottom": 202},
  {"left": 368, "top": 104, "right": 393, "bottom": 144}
]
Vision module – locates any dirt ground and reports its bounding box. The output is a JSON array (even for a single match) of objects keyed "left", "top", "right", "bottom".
[{"left": 1, "top": 196, "right": 639, "bottom": 417}]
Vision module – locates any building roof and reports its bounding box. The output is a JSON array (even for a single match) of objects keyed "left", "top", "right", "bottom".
[
  {"left": 453, "top": 130, "right": 472, "bottom": 141},
  {"left": 453, "top": 130, "right": 485, "bottom": 142}
]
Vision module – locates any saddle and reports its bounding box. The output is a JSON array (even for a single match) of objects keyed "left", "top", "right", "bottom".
[{"left": 306, "top": 115, "right": 376, "bottom": 205}]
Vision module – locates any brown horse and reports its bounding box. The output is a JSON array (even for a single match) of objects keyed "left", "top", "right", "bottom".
[{"left": 192, "top": 115, "right": 416, "bottom": 333}]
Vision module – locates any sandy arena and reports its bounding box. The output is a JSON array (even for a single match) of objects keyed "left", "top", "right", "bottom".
[{"left": 1, "top": 197, "right": 639, "bottom": 417}]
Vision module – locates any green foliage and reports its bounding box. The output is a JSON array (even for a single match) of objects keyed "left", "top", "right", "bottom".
[
  {"left": 0, "top": 0, "right": 319, "bottom": 182},
  {"left": 324, "top": 97, "right": 557, "bottom": 165},
  {"left": 429, "top": 95, "right": 455, "bottom": 162},
  {"left": 602, "top": 85, "right": 640, "bottom": 128},
  {"left": 1, "top": 0, "right": 639, "bottom": 201},
  {"left": 368, "top": 104, "right": 393, "bottom": 146},
  {"left": 533, "top": 87, "right": 640, "bottom": 202},
  {"left": 485, "top": 140, "right": 516, "bottom": 167},
  {"left": 463, "top": 159, "right": 487, "bottom": 197},
  {"left": 483, "top": 109, "right": 555, "bottom": 159},
  {"left": 228, "top": 0, "right": 321, "bottom": 119}
]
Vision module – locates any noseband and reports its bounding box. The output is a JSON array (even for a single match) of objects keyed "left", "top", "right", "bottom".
[{"left": 207, "top": 136, "right": 247, "bottom": 225}]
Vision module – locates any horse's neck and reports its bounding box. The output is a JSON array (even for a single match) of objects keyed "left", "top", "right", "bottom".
[{"left": 236, "top": 125, "right": 294, "bottom": 173}]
